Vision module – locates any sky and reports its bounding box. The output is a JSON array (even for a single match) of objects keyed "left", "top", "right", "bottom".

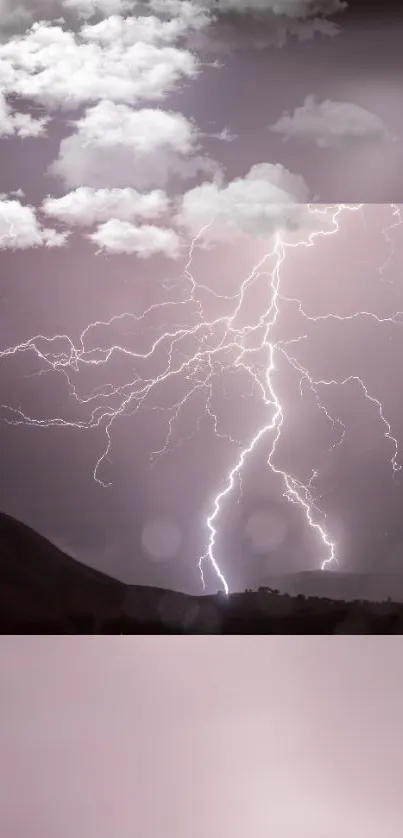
[
  {"left": 1, "top": 0, "right": 403, "bottom": 594},
  {"left": 1, "top": 636, "right": 403, "bottom": 838}
]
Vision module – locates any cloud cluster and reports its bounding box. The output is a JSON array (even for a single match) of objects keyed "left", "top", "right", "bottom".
[
  {"left": 0, "top": 0, "right": 137, "bottom": 35},
  {"left": 0, "top": 4, "right": 221, "bottom": 202},
  {"left": 48, "top": 102, "right": 220, "bottom": 189},
  {"left": 175, "top": 162, "right": 312, "bottom": 240},
  {"left": 86, "top": 218, "right": 181, "bottom": 257},
  {"left": 63, "top": 0, "right": 135, "bottom": 17},
  {"left": 0, "top": 190, "right": 181, "bottom": 258},
  {"left": 0, "top": 20, "right": 199, "bottom": 111},
  {"left": 0, "top": 91, "right": 50, "bottom": 137},
  {"left": 80, "top": 3, "right": 211, "bottom": 43},
  {"left": 2, "top": 0, "right": 389, "bottom": 260},
  {"left": 0, "top": 196, "right": 69, "bottom": 249},
  {"left": 269, "top": 96, "right": 395, "bottom": 148},
  {"left": 41, "top": 186, "right": 170, "bottom": 226}
]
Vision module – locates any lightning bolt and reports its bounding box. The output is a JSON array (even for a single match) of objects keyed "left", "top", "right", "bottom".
[
  {"left": 379, "top": 203, "right": 403, "bottom": 283},
  {"left": 1, "top": 204, "right": 402, "bottom": 595}
]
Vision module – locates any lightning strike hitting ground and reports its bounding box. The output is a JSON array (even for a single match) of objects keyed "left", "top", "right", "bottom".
[{"left": 1, "top": 204, "right": 402, "bottom": 594}]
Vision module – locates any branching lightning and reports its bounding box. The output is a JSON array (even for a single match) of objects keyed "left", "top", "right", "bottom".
[{"left": 1, "top": 203, "right": 402, "bottom": 594}]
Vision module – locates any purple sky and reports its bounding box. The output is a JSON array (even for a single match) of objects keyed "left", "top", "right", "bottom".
[
  {"left": 1, "top": 0, "right": 403, "bottom": 593},
  {"left": 1, "top": 636, "right": 403, "bottom": 838}
]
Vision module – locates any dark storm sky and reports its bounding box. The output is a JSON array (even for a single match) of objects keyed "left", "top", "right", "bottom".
[{"left": 1, "top": 0, "right": 403, "bottom": 593}]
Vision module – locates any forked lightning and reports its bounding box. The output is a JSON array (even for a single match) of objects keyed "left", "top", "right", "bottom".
[{"left": 1, "top": 204, "right": 402, "bottom": 594}]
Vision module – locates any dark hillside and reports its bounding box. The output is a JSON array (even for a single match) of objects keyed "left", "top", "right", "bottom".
[
  {"left": 0, "top": 512, "right": 125, "bottom": 624},
  {"left": 1, "top": 512, "right": 403, "bottom": 633}
]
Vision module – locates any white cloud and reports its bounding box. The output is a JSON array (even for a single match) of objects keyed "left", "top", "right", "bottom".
[
  {"left": 41, "top": 186, "right": 170, "bottom": 226},
  {"left": 0, "top": 0, "right": 137, "bottom": 34},
  {"left": 269, "top": 96, "right": 395, "bottom": 148},
  {"left": 62, "top": 0, "right": 136, "bottom": 18},
  {"left": 0, "top": 20, "right": 199, "bottom": 111},
  {"left": 48, "top": 101, "right": 220, "bottom": 189},
  {"left": 0, "top": 0, "right": 346, "bottom": 50},
  {"left": 80, "top": 6, "right": 210, "bottom": 46},
  {"left": 74, "top": 101, "right": 197, "bottom": 153},
  {"left": 0, "top": 197, "right": 69, "bottom": 249},
  {"left": 175, "top": 162, "right": 312, "bottom": 241},
  {"left": 0, "top": 91, "right": 51, "bottom": 137},
  {"left": 87, "top": 219, "right": 181, "bottom": 257},
  {"left": 148, "top": 0, "right": 212, "bottom": 28},
  {"left": 0, "top": 0, "right": 211, "bottom": 37}
]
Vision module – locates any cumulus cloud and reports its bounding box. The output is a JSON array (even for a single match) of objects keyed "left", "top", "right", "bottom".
[
  {"left": 0, "top": 0, "right": 347, "bottom": 56},
  {"left": 87, "top": 219, "right": 181, "bottom": 257},
  {"left": 80, "top": 5, "right": 211, "bottom": 45},
  {"left": 0, "top": 0, "right": 210, "bottom": 36},
  {"left": 48, "top": 101, "right": 220, "bottom": 189},
  {"left": 0, "top": 0, "right": 354, "bottom": 253},
  {"left": 0, "top": 20, "right": 199, "bottom": 111},
  {"left": 41, "top": 186, "right": 170, "bottom": 226},
  {"left": 269, "top": 96, "right": 395, "bottom": 148},
  {"left": 175, "top": 162, "right": 312, "bottom": 241},
  {"left": 0, "top": 91, "right": 51, "bottom": 137},
  {"left": 0, "top": 197, "right": 69, "bottom": 249},
  {"left": 0, "top": 0, "right": 137, "bottom": 35},
  {"left": 62, "top": 0, "right": 136, "bottom": 17}
]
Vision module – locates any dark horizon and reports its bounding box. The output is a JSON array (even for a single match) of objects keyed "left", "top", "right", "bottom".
[{"left": 4, "top": 508, "right": 403, "bottom": 635}]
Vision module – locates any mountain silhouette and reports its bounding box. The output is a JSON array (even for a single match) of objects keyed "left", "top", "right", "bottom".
[
  {"left": 1, "top": 511, "right": 403, "bottom": 633},
  {"left": 0, "top": 512, "right": 125, "bottom": 624}
]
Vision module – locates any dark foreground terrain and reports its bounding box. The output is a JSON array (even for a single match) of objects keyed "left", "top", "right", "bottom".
[{"left": 1, "top": 512, "right": 403, "bottom": 633}]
